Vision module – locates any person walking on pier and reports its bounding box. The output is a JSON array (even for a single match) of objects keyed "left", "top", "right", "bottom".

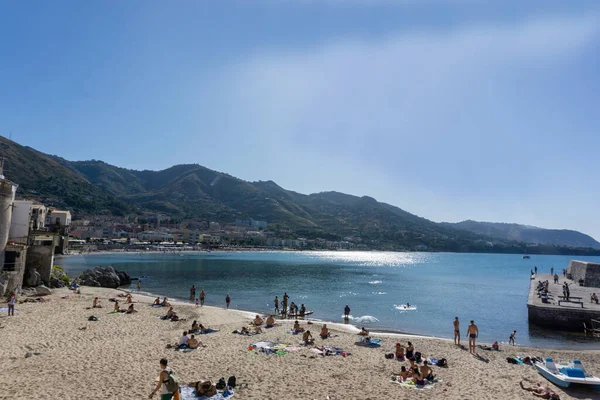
[
  {"left": 509, "top": 330, "right": 516, "bottom": 346},
  {"left": 466, "top": 320, "right": 478, "bottom": 354},
  {"left": 453, "top": 317, "right": 460, "bottom": 345}
]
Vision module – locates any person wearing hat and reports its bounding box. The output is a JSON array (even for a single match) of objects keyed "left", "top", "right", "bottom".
[{"left": 395, "top": 342, "right": 405, "bottom": 360}]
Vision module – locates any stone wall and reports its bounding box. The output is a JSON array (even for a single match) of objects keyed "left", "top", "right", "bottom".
[
  {"left": 568, "top": 260, "right": 600, "bottom": 287},
  {"left": 0, "top": 245, "right": 27, "bottom": 296},
  {"left": 26, "top": 245, "right": 54, "bottom": 283},
  {"left": 528, "top": 303, "right": 600, "bottom": 331}
]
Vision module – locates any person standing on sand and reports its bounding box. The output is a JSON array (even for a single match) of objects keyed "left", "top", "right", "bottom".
[
  {"left": 149, "top": 358, "right": 180, "bottom": 400},
  {"left": 466, "top": 320, "right": 478, "bottom": 354},
  {"left": 7, "top": 291, "right": 16, "bottom": 316},
  {"left": 189, "top": 285, "right": 196, "bottom": 301},
  {"left": 200, "top": 289, "right": 205, "bottom": 307},
  {"left": 453, "top": 317, "right": 460, "bottom": 345},
  {"left": 195, "top": 298, "right": 199, "bottom": 307},
  {"left": 509, "top": 330, "right": 517, "bottom": 346},
  {"left": 274, "top": 296, "right": 279, "bottom": 314},
  {"left": 225, "top": 293, "right": 231, "bottom": 309},
  {"left": 344, "top": 304, "right": 351, "bottom": 319},
  {"left": 137, "top": 280, "right": 141, "bottom": 291}
]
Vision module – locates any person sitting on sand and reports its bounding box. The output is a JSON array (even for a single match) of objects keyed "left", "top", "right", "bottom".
[
  {"left": 165, "top": 307, "right": 176, "bottom": 319},
  {"left": 519, "top": 381, "right": 560, "bottom": 399},
  {"left": 127, "top": 304, "right": 137, "bottom": 314},
  {"left": 161, "top": 297, "right": 171, "bottom": 307},
  {"left": 187, "top": 334, "right": 205, "bottom": 349},
  {"left": 293, "top": 321, "right": 304, "bottom": 333},
  {"left": 420, "top": 361, "right": 434, "bottom": 381},
  {"left": 240, "top": 326, "right": 250, "bottom": 335},
  {"left": 492, "top": 341, "right": 500, "bottom": 351},
  {"left": 191, "top": 320, "right": 199, "bottom": 332},
  {"left": 253, "top": 315, "right": 264, "bottom": 326},
  {"left": 153, "top": 297, "right": 161, "bottom": 306},
  {"left": 358, "top": 327, "right": 369, "bottom": 336},
  {"left": 591, "top": 293, "right": 599, "bottom": 304},
  {"left": 412, "top": 367, "right": 425, "bottom": 386},
  {"left": 198, "top": 324, "right": 211, "bottom": 334},
  {"left": 405, "top": 342, "right": 414, "bottom": 360},
  {"left": 399, "top": 366, "right": 411, "bottom": 381},
  {"left": 395, "top": 342, "right": 405, "bottom": 360},
  {"left": 126, "top": 294, "right": 133, "bottom": 304},
  {"left": 92, "top": 297, "right": 102, "bottom": 308},
  {"left": 266, "top": 316, "right": 275, "bottom": 327},
  {"left": 178, "top": 331, "right": 189, "bottom": 349},
  {"left": 302, "top": 330, "right": 314, "bottom": 345},
  {"left": 320, "top": 324, "right": 330, "bottom": 339},
  {"left": 114, "top": 300, "right": 121, "bottom": 312}
]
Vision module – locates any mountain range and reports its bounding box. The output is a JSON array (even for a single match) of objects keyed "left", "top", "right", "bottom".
[{"left": 2, "top": 135, "right": 599, "bottom": 254}]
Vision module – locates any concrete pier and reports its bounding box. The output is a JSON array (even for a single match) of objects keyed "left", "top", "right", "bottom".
[{"left": 527, "top": 273, "right": 600, "bottom": 331}]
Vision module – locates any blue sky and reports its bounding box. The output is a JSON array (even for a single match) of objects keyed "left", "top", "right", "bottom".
[{"left": 1, "top": 1, "right": 600, "bottom": 240}]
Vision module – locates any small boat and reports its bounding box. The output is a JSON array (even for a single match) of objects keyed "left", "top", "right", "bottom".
[
  {"left": 523, "top": 255, "right": 530, "bottom": 259},
  {"left": 535, "top": 358, "right": 600, "bottom": 390}
]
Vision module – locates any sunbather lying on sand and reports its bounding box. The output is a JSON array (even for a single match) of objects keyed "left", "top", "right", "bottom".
[
  {"left": 320, "top": 324, "right": 330, "bottom": 339},
  {"left": 93, "top": 297, "right": 102, "bottom": 308},
  {"left": 293, "top": 321, "right": 304, "bottom": 333},
  {"left": 198, "top": 324, "right": 211, "bottom": 333},
  {"left": 520, "top": 381, "right": 560, "bottom": 399},
  {"left": 266, "top": 316, "right": 275, "bottom": 327}
]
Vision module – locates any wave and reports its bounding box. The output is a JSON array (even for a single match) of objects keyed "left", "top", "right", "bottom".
[
  {"left": 373, "top": 292, "right": 387, "bottom": 295},
  {"left": 369, "top": 280, "right": 382, "bottom": 285},
  {"left": 394, "top": 304, "right": 417, "bottom": 311},
  {"left": 341, "top": 315, "right": 379, "bottom": 323}
]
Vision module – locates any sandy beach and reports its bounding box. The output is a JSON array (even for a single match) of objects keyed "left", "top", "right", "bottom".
[{"left": 1, "top": 287, "right": 599, "bottom": 400}]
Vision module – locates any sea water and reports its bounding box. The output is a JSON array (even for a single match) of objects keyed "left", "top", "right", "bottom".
[{"left": 60, "top": 251, "right": 600, "bottom": 349}]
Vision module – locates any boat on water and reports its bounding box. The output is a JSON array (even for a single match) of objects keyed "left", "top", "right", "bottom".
[
  {"left": 523, "top": 255, "right": 531, "bottom": 259},
  {"left": 535, "top": 358, "right": 600, "bottom": 390}
]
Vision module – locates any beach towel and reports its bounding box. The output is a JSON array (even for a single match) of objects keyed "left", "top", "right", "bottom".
[
  {"left": 289, "top": 330, "right": 302, "bottom": 335},
  {"left": 232, "top": 330, "right": 258, "bottom": 336},
  {"left": 180, "top": 386, "right": 234, "bottom": 399},
  {"left": 177, "top": 347, "right": 197, "bottom": 353},
  {"left": 0, "top": 308, "right": 16, "bottom": 313},
  {"left": 152, "top": 304, "right": 164, "bottom": 308},
  {"left": 311, "top": 346, "right": 349, "bottom": 356},
  {"left": 391, "top": 377, "right": 441, "bottom": 390},
  {"left": 355, "top": 338, "right": 382, "bottom": 348},
  {"left": 198, "top": 329, "right": 219, "bottom": 334}
]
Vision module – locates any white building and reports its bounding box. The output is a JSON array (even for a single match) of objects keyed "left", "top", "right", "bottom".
[
  {"left": 136, "top": 231, "right": 174, "bottom": 242},
  {"left": 46, "top": 210, "right": 72, "bottom": 228},
  {"left": 9, "top": 200, "right": 33, "bottom": 241},
  {"left": 31, "top": 204, "right": 47, "bottom": 231}
]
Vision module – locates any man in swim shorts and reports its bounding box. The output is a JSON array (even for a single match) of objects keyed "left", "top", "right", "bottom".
[
  {"left": 466, "top": 320, "right": 478, "bottom": 354},
  {"left": 453, "top": 317, "right": 460, "bottom": 345}
]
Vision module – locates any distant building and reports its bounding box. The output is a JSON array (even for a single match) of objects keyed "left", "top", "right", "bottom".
[
  {"left": 199, "top": 234, "right": 220, "bottom": 244},
  {"left": 136, "top": 231, "right": 174, "bottom": 242},
  {"left": 46, "top": 210, "right": 71, "bottom": 234},
  {"left": 236, "top": 219, "right": 267, "bottom": 229},
  {"left": 9, "top": 200, "right": 33, "bottom": 242}
]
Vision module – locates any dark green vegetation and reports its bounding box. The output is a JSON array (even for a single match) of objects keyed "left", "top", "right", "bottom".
[
  {"left": 442, "top": 220, "right": 600, "bottom": 250},
  {"left": 2, "top": 136, "right": 599, "bottom": 255}
]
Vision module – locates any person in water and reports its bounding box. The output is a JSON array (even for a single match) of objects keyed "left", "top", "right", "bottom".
[
  {"left": 509, "top": 330, "right": 517, "bottom": 346},
  {"left": 453, "top": 317, "right": 460, "bottom": 345},
  {"left": 200, "top": 289, "right": 205, "bottom": 307},
  {"left": 225, "top": 294, "right": 230, "bottom": 309},
  {"left": 274, "top": 296, "right": 279, "bottom": 314},
  {"left": 344, "top": 304, "right": 351, "bottom": 319},
  {"left": 466, "top": 320, "right": 479, "bottom": 354}
]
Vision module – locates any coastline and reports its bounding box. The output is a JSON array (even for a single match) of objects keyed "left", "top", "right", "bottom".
[{"left": 1, "top": 285, "right": 599, "bottom": 400}]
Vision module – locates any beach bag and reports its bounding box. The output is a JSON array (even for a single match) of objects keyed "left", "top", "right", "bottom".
[
  {"left": 227, "top": 376, "right": 236, "bottom": 388},
  {"left": 216, "top": 377, "right": 226, "bottom": 390},
  {"left": 437, "top": 358, "right": 447, "bottom": 367},
  {"left": 385, "top": 353, "right": 394, "bottom": 359},
  {"left": 166, "top": 370, "right": 180, "bottom": 393}
]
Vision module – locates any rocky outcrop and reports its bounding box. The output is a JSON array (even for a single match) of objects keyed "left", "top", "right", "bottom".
[
  {"left": 24, "top": 268, "right": 41, "bottom": 287},
  {"left": 49, "top": 277, "right": 66, "bottom": 289},
  {"left": 22, "top": 285, "right": 52, "bottom": 297},
  {"left": 80, "top": 266, "right": 131, "bottom": 289}
]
